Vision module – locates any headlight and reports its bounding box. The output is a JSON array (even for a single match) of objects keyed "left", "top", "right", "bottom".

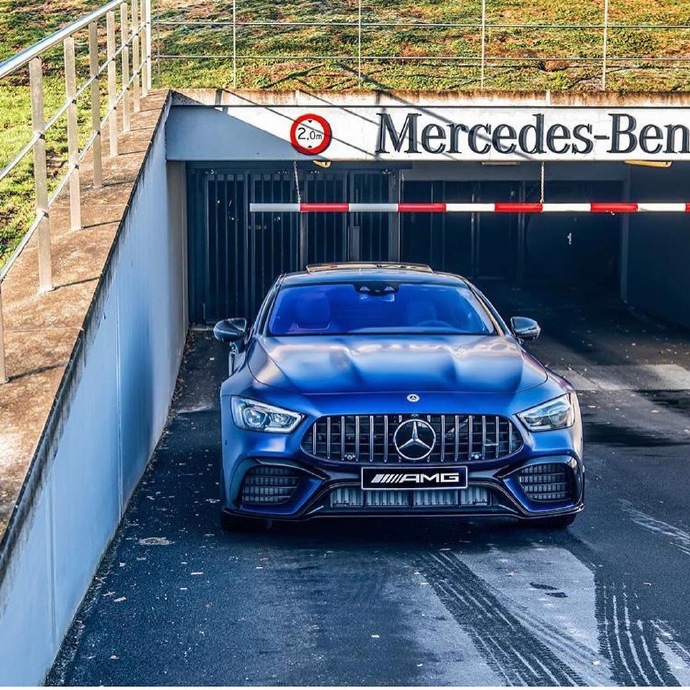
[
  {"left": 231, "top": 397, "right": 303, "bottom": 433},
  {"left": 518, "top": 393, "right": 576, "bottom": 432}
]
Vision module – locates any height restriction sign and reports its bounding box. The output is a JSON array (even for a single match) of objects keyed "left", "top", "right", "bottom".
[{"left": 290, "top": 114, "right": 333, "bottom": 155}]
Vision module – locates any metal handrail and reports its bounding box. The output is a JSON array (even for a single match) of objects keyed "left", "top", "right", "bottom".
[
  {"left": 0, "top": 0, "right": 123, "bottom": 79},
  {"left": 0, "top": 0, "right": 153, "bottom": 383}
]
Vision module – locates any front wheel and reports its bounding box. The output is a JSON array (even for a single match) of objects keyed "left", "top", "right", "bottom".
[
  {"left": 220, "top": 511, "right": 270, "bottom": 532},
  {"left": 529, "top": 513, "right": 577, "bottom": 529}
]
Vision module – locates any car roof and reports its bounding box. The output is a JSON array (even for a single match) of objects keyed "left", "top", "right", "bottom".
[{"left": 280, "top": 263, "right": 471, "bottom": 287}]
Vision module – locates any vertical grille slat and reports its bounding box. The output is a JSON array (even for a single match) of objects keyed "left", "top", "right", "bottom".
[
  {"left": 440, "top": 416, "right": 446, "bottom": 463},
  {"left": 383, "top": 416, "right": 389, "bottom": 463},
  {"left": 369, "top": 415, "right": 374, "bottom": 462},
  {"left": 355, "top": 416, "right": 360, "bottom": 461},
  {"left": 302, "top": 414, "right": 522, "bottom": 463},
  {"left": 495, "top": 416, "right": 500, "bottom": 460}
]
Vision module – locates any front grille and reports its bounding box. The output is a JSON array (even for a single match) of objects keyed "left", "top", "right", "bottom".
[
  {"left": 329, "top": 486, "right": 493, "bottom": 509},
  {"left": 302, "top": 414, "right": 522, "bottom": 463},
  {"left": 240, "top": 466, "right": 301, "bottom": 505},
  {"left": 517, "top": 463, "right": 575, "bottom": 502}
]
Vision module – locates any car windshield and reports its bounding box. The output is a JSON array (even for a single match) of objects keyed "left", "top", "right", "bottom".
[{"left": 266, "top": 281, "right": 497, "bottom": 336}]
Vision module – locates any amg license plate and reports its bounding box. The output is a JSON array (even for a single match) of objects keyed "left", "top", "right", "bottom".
[{"left": 361, "top": 466, "right": 469, "bottom": 491}]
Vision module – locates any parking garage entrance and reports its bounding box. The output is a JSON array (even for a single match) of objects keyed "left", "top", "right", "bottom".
[
  {"left": 168, "top": 94, "right": 690, "bottom": 330},
  {"left": 187, "top": 164, "right": 622, "bottom": 324}
]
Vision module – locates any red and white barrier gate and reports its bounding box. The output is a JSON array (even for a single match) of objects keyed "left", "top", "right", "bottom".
[{"left": 250, "top": 202, "right": 690, "bottom": 214}]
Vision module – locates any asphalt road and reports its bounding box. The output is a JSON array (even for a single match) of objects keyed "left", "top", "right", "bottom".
[{"left": 48, "top": 283, "right": 690, "bottom": 686}]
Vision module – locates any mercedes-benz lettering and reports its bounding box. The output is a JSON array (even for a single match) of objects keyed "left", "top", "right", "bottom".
[{"left": 214, "top": 263, "right": 584, "bottom": 530}]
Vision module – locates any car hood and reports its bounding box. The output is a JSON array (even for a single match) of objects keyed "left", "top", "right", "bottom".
[{"left": 248, "top": 335, "right": 548, "bottom": 395}]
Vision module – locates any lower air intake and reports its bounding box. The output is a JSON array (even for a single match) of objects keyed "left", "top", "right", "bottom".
[
  {"left": 517, "top": 463, "right": 575, "bottom": 502},
  {"left": 241, "top": 466, "right": 301, "bottom": 505},
  {"left": 329, "top": 486, "right": 492, "bottom": 509}
]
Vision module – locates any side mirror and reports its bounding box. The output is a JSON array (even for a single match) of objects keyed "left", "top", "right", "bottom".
[
  {"left": 213, "top": 317, "right": 248, "bottom": 343},
  {"left": 510, "top": 316, "right": 541, "bottom": 341}
]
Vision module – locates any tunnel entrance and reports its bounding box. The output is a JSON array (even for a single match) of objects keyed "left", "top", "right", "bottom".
[{"left": 187, "top": 164, "right": 624, "bottom": 324}]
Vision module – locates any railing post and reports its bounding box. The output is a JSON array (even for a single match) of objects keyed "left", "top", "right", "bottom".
[
  {"left": 64, "top": 37, "right": 82, "bottom": 230},
  {"left": 88, "top": 22, "right": 103, "bottom": 188},
  {"left": 0, "top": 284, "right": 7, "bottom": 383},
  {"left": 602, "top": 0, "right": 609, "bottom": 89},
  {"left": 120, "top": 2, "right": 131, "bottom": 133},
  {"left": 139, "top": 0, "right": 148, "bottom": 97},
  {"left": 156, "top": 12, "right": 161, "bottom": 83},
  {"left": 232, "top": 0, "right": 237, "bottom": 89},
  {"left": 107, "top": 10, "right": 118, "bottom": 156},
  {"left": 144, "top": 0, "right": 152, "bottom": 90},
  {"left": 131, "top": 0, "right": 141, "bottom": 111},
  {"left": 29, "top": 57, "right": 53, "bottom": 292},
  {"left": 358, "top": 0, "right": 362, "bottom": 86},
  {"left": 480, "top": 0, "right": 486, "bottom": 89}
]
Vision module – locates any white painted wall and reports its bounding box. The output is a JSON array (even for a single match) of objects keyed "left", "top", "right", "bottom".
[
  {"left": 0, "top": 113, "right": 188, "bottom": 684},
  {"left": 166, "top": 93, "right": 690, "bottom": 163}
]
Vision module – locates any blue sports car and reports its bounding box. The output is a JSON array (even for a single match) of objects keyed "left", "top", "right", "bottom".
[{"left": 214, "top": 263, "right": 584, "bottom": 530}]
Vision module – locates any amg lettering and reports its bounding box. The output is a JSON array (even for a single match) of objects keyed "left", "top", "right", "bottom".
[{"left": 372, "top": 472, "right": 461, "bottom": 484}]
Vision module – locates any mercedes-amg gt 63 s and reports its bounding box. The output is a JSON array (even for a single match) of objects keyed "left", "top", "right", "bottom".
[{"left": 213, "top": 263, "right": 584, "bottom": 530}]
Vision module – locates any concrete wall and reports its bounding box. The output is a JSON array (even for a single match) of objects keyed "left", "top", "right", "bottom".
[
  {"left": 0, "top": 112, "right": 188, "bottom": 684},
  {"left": 626, "top": 162, "right": 690, "bottom": 328}
]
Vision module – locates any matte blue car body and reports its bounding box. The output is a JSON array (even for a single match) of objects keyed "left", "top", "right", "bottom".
[{"left": 218, "top": 267, "right": 585, "bottom": 522}]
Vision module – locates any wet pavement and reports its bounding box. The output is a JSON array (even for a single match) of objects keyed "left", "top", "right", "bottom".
[{"left": 48, "top": 283, "right": 690, "bottom": 686}]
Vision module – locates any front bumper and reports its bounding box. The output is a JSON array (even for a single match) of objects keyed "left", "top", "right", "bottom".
[
  {"left": 220, "top": 394, "right": 584, "bottom": 522},
  {"left": 221, "top": 453, "right": 584, "bottom": 522}
]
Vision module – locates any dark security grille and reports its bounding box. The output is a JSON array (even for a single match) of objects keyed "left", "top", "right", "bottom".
[
  {"left": 187, "top": 166, "right": 396, "bottom": 323},
  {"left": 241, "top": 466, "right": 302, "bottom": 505},
  {"left": 189, "top": 171, "right": 624, "bottom": 325},
  {"left": 301, "top": 414, "right": 522, "bottom": 463},
  {"left": 517, "top": 463, "right": 575, "bottom": 502}
]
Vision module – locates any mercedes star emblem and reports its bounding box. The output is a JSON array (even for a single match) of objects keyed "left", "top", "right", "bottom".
[
  {"left": 407, "top": 393, "right": 420, "bottom": 403},
  {"left": 393, "top": 419, "right": 436, "bottom": 460}
]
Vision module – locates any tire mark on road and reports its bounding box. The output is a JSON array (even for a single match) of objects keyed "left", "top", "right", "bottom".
[
  {"left": 597, "top": 579, "right": 679, "bottom": 686},
  {"left": 653, "top": 621, "right": 690, "bottom": 666},
  {"left": 417, "top": 551, "right": 585, "bottom": 686},
  {"left": 620, "top": 500, "right": 690, "bottom": 559},
  {"left": 480, "top": 581, "right": 612, "bottom": 685}
]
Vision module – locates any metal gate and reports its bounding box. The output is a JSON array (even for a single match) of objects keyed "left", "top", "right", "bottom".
[
  {"left": 187, "top": 167, "right": 622, "bottom": 323},
  {"left": 399, "top": 180, "right": 520, "bottom": 279},
  {"left": 187, "top": 166, "right": 398, "bottom": 323}
]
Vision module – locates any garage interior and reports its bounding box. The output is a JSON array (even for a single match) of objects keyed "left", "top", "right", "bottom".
[{"left": 186, "top": 159, "right": 690, "bottom": 327}]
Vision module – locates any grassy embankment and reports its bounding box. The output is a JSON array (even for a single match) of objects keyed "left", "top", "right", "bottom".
[
  {"left": 3, "top": 0, "right": 690, "bottom": 265},
  {"left": 0, "top": 0, "right": 104, "bottom": 266},
  {"left": 154, "top": 0, "right": 690, "bottom": 91}
]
